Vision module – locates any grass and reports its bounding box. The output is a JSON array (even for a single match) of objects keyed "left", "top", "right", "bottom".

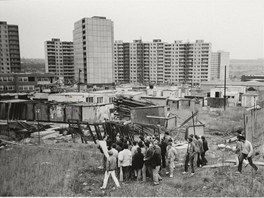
[
  {"left": 1, "top": 105, "right": 264, "bottom": 196},
  {"left": 175, "top": 106, "right": 245, "bottom": 134},
  {"left": 0, "top": 143, "right": 100, "bottom": 196},
  {"left": 1, "top": 141, "right": 264, "bottom": 197}
]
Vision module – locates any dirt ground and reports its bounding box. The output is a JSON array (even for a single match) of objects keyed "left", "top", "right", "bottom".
[{"left": 67, "top": 131, "right": 264, "bottom": 197}]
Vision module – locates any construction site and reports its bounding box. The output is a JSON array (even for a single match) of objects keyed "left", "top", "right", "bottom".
[{"left": 1, "top": 87, "right": 264, "bottom": 197}]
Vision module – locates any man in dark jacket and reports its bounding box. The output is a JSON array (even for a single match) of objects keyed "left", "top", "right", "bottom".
[
  {"left": 160, "top": 138, "right": 168, "bottom": 169},
  {"left": 201, "top": 136, "right": 208, "bottom": 166},
  {"left": 133, "top": 147, "right": 144, "bottom": 181},
  {"left": 144, "top": 141, "right": 155, "bottom": 180},
  {"left": 152, "top": 140, "right": 162, "bottom": 185}
]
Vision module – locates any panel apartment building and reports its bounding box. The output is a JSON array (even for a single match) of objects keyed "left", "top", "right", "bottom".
[
  {"left": 114, "top": 39, "right": 212, "bottom": 86},
  {"left": 44, "top": 38, "right": 74, "bottom": 82},
  {"left": 73, "top": 16, "right": 114, "bottom": 87},
  {"left": 0, "top": 21, "right": 21, "bottom": 73},
  {"left": 211, "top": 51, "right": 230, "bottom": 81}
]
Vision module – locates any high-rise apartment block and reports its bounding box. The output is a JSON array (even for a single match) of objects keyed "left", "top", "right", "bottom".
[
  {"left": 0, "top": 21, "right": 21, "bottom": 73},
  {"left": 114, "top": 41, "right": 130, "bottom": 83},
  {"left": 73, "top": 16, "right": 114, "bottom": 86},
  {"left": 211, "top": 51, "right": 230, "bottom": 80},
  {"left": 114, "top": 39, "right": 211, "bottom": 86},
  {"left": 44, "top": 38, "right": 74, "bottom": 81}
]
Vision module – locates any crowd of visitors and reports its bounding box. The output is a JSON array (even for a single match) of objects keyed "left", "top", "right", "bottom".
[
  {"left": 99, "top": 130, "right": 258, "bottom": 189},
  {"left": 99, "top": 132, "right": 209, "bottom": 189}
]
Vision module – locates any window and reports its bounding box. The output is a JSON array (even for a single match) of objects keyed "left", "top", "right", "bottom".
[
  {"left": 7, "top": 86, "right": 14, "bottom": 90},
  {"left": 28, "top": 77, "right": 35, "bottom": 82},
  {"left": 97, "top": 97, "right": 103, "bottom": 103},
  {"left": 109, "top": 97, "right": 114, "bottom": 103},
  {"left": 28, "top": 86, "right": 34, "bottom": 90},
  {"left": 86, "top": 97, "right": 93, "bottom": 103}
]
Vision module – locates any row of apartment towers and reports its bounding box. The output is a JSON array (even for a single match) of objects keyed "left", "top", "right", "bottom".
[{"left": 1, "top": 17, "right": 229, "bottom": 86}]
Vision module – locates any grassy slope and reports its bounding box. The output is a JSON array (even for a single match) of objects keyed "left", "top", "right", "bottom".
[
  {"left": 1, "top": 140, "right": 264, "bottom": 197},
  {"left": 1, "top": 107, "right": 264, "bottom": 196}
]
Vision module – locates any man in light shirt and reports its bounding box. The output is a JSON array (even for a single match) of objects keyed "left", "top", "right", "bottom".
[
  {"left": 118, "top": 143, "right": 132, "bottom": 181},
  {"left": 236, "top": 135, "right": 258, "bottom": 174}
]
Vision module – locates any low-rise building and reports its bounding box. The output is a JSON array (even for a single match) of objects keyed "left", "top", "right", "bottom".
[
  {"left": 241, "top": 93, "right": 258, "bottom": 108},
  {"left": 0, "top": 73, "right": 56, "bottom": 93},
  {"left": 48, "top": 91, "right": 116, "bottom": 104}
]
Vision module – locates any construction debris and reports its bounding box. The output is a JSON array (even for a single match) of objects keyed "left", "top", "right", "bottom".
[{"left": 113, "top": 95, "right": 154, "bottom": 119}]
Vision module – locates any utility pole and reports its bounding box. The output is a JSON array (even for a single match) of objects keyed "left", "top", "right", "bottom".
[
  {"left": 35, "top": 107, "right": 40, "bottom": 145},
  {"left": 78, "top": 69, "right": 82, "bottom": 92},
  {"left": 224, "top": 65, "right": 227, "bottom": 111}
]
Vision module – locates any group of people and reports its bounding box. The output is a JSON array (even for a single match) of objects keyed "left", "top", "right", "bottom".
[
  {"left": 99, "top": 132, "right": 210, "bottom": 189},
  {"left": 182, "top": 134, "right": 209, "bottom": 175},
  {"left": 99, "top": 131, "right": 260, "bottom": 190}
]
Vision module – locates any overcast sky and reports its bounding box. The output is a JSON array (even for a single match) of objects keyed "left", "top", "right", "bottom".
[{"left": 0, "top": 0, "right": 263, "bottom": 59}]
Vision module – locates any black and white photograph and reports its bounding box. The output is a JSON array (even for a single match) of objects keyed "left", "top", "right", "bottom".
[{"left": 0, "top": 0, "right": 264, "bottom": 196}]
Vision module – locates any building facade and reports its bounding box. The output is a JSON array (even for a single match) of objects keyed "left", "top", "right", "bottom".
[
  {"left": 114, "top": 40, "right": 130, "bottom": 84},
  {"left": 0, "top": 21, "right": 21, "bottom": 73},
  {"left": 0, "top": 73, "right": 56, "bottom": 93},
  {"left": 114, "top": 39, "right": 211, "bottom": 86},
  {"left": 73, "top": 16, "right": 114, "bottom": 87},
  {"left": 211, "top": 51, "right": 230, "bottom": 81},
  {"left": 44, "top": 38, "right": 74, "bottom": 82}
]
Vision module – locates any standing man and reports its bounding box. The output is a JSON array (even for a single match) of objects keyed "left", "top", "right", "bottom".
[
  {"left": 118, "top": 143, "right": 132, "bottom": 181},
  {"left": 160, "top": 137, "right": 168, "bottom": 169},
  {"left": 167, "top": 142, "right": 178, "bottom": 178},
  {"left": 144, "top": 141, "right": 155, "bottom": 181},
  {"left": 194, "top": 135, "right": 203, "bottom": 168},
  {"left": 236, "top": 136, "right": 258, "bottom": 174},
  {"left": 152, "top": 140, "right": 162, "bottom": 185},
  {"left": 201, "top": 136, "right": 209, "bottom": 166},
  {"left": 182, "top": 137, "right": 196, "bottom": 176}
]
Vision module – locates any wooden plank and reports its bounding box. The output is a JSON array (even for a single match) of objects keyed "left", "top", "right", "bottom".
[
  {"left": 203, "top": 163, "right": 234, "bottom": 168},
  {"left": 146, "top": 115, "right": 177, "bottom": 120},
  {"left": 86, "top": 123, "right": 96, "bottom": 144},
  {"left": 225, "top": 136, "right": 237, "bottom": 143},
  {"left": 178, "top": 111, "right": 199, "bottom": 128}
]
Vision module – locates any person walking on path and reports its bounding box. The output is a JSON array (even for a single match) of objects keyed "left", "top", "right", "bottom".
[
  {"left": 100, "top": 150, "right": 121, "bottom": 189},
  {"left": 182, "top": 137, "right": 196, "bottom": 176},
  {"left": 235, "top": 135, "right": 243, "bottom": 166},
  {"left": 201, "top": 136, "right": 208, "bottom": 166},
  {"left": 236, "top": 136, "right": 258, "bottom": 174}
]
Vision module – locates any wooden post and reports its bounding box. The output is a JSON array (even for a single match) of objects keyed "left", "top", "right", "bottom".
[
  {"left": 192, "top": 111, "right": 196, "bottom": 135},
  {"left": 224, "top": 65, "right": 227, "bottom": 110}
]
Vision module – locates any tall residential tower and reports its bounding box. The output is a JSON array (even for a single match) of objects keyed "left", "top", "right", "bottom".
[
  {"left": 73, "top": 16, "right": 114, "bottom": 87},
  {"left": 44, "top": 38, "right": 74, "bottom": 81},
  {"left": 211, "top": 51, "right": 230, "bottom": 80},
  {"left": 0, "top": 21, "right": 21, "bottom": 73}
]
